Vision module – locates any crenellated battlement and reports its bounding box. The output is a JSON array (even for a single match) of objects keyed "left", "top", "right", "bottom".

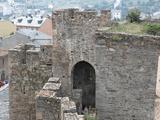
[
  {"left": 53, "top": 8, "right": 111, "bottom": 49},
  {"left": 53, "top": 8, "right": 111, "bottom": 28},
  {"left": 54, "top": 9, "right": 97, "bottom": 24},
  {"left": 8, "top": 44, "right": 53, "bottom": 67},
  {"left": 9, "top": 44, "right": 37, "bottom": 66}
]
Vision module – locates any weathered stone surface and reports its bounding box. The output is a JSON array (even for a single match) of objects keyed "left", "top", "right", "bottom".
[
  {"left": 43, "top": 83, "right": 61, "bottom": 91},
  {"left": 54, "top": 9, "right": 160, "bottom": 119},
  {"left": 36, "top": 78, "right": 83, "bottom": 120},
  {"left": 38, "top": 90, "right": 55, "bottom": 97},
  {"left": 48, "top": 77, "right": 60, "bottom": 83},
  {"left": 9, "top": 44, "right": 53, "bottom": 120},
  {"left": 36, "top": 96, "right": 61, "bottom": 120},
  {"left": 9, "top": 8, "right": 160, "bottom": 120},
  {"left": 61, "top": 97, "right": 77, "bottom": 113},
  {"left": 63, "top": 113, "right": 80, "bottom": 120},
  {"left": 61, "top": 98, "right": 83, "bottom": 120},
  {"left": 155, "top": 98, "right": 160, "bottom": 120},
  {"left": 95, "top": 32, "right": 160, "bottom": 120}
]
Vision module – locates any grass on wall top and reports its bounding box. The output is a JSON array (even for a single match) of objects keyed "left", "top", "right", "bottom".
[{"left": 106, "top": 22, "right": 145, "bottom": 35}]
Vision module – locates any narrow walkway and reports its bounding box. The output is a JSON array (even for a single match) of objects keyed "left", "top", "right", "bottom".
[{"left": 0, "top": 86, "right": 9, "bottom": 120}]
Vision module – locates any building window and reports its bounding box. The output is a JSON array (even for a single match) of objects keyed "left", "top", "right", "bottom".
[{"left": 2, "top": 58, "right": 4, "bottom": 65}]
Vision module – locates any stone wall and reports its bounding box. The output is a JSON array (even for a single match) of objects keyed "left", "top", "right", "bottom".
[
  {"left": 9, "top": 8, "right": 160, "bottom": 120},
  {"left": 99, "top": 10, "right": 111, "bottom": 27},
  {"left": 9, "top": 44, "right": 53, "bottom": 120},
  {"left": 53, "top": 9, "right": 160, "bottom": 120},
  {"left": 95, "top": 32, "right": 160, "bottom": 120},
  {"left": 36, "top": 77, "right": 84, "bottom": 120},
  {"left": 53, "top": 9, "right": 99, "bottom": 97}
]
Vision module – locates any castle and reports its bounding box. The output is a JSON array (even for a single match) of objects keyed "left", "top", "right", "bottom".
[{"left": 9, "top": 9, "right": 160, "bottom": 120}]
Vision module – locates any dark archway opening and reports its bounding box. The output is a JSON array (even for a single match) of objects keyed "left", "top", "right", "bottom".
[{"left": 72, "top": 61, "right": 95, "bottom": 110}]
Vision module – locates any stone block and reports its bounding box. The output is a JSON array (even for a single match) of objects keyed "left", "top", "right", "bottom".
[
  {"left": 48, "top": 77, "right": 60, "bottom": 83},
  {"left": 43, "top": 83, "right": 61, "bottom": 91}
]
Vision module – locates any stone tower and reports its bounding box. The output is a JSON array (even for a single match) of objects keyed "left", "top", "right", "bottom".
[{"left": 52, "top": 9, "right": 100, "bottom": 97}]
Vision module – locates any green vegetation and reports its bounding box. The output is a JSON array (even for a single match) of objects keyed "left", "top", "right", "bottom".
[
  {"left": 144, "top": 23, "right": 160, "bottom": 36},
  {"left": 84, "top": 108, "right": 96, "bottom": 120},
  {"left": 107, "top": 22, "right": 145, "bottom": 35},
  {"left": 104, "top": 22, "right": 160, "bottom": 36},
  {"left": 105, "top": 7, "right": 159, "bottom": 36},
  {"left": 127, "top": 9, "right": 141, "bottom": 23},
  {"left": 84, "top": 114, "right": 96, "bottom": 120},
  {"left": 111, "top": 34, "right": 123, "bottom": 41},
  {"left": 0, "top": 21, "right": 16, "bottom": 38}
]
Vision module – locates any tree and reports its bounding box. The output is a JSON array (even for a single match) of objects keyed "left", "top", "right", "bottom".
[{"left": 127, "top": 8, "right": 141, "bottom": 23}]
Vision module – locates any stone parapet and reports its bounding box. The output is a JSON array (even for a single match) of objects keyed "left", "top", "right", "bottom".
[
  {"left": 8, "top": 44, "right": 53, "bottom": 67},
  {"left": 9, "top": 44, "right": 53, "bottom": 120},
  {"left": 36, "top": 77, "right": 84, "bottom": 120},
  {"left": 95, "top": 31, "right": 160, "bottom": 47},
  {"left": 54, "top": 9, "right": 111, "bottom": 26},
  {"left": 54, "top": 9, "right": 97, "bottom": 26}
]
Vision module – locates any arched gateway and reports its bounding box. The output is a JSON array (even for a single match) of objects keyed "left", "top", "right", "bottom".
[{"left": 72, "top": 61, "right": 96, "bottom": 110}]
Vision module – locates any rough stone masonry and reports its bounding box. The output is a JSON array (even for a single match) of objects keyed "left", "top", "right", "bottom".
[{"left": 8, "top": 8, "right": 160, "bottom": 120}]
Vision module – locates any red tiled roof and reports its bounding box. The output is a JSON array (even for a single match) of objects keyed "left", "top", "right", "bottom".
[{"left": 38, "top": 18, "right": 53, "bottom": 36}]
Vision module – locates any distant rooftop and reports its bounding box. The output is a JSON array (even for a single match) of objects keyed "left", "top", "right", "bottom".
[
  {"left": 11, "top": 15, "right": 46, "bottom": 28},
  {"left": 17, "top": 29, "right": 52, "bottom": 40}
]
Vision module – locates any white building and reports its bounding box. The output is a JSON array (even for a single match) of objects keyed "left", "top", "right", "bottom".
[
  {"left": 152, "top": 11, "right": 160, "bottom": 20},
  {"left": 0, "top": 3, "right": 12, "bottom": 17},
  {"left": 112, "top": 0, "right": 128, "bottom": 20},
  {"left": 10, "top": 15, "right": 46, "bottom": 30},
  {"left": 7, "top": 0, "right": 14, "bottom": 5},
  {"left": 112, "top": 9, "right": 121, "bottom": 20}
]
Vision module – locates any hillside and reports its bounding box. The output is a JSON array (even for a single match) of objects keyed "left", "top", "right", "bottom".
[
  {"left": 52, "top": 0, "right": 159, "bottom": 14},
  {"left": 53, "top": 0, "right": 112, "bottom": 9}
]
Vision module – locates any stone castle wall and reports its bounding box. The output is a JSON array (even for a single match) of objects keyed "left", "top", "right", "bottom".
[
  {"left": 99, "top": 10, "right": 111, "bottom": 27},
  {"left": 52, "top": 9, "right": 160, "bottom": 119},
  {"left": 9, "top": 44, "right": 53, "bottom": 120},
  {"left": 53, "top": 9, "right": 100, "bottom": 97},
  {"left": 36, "top": 77, "right": 84, "bottom": 120},
  {"left": 95, "top": 32, "right": 160, "bottom": 120},
  {"left": 53, "top": 8, "right": 111, "bottom": 47},
  {"left": 9, "top": 8, "right": 160, "bottom": 120}
]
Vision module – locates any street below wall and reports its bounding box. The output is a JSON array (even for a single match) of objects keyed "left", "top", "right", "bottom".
[{"left": 0, "top": 87, "right": 9, "bottom": 120}]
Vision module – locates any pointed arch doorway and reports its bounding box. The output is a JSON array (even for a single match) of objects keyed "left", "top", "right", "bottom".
[{"left": 72, "top": 61, "right": 96, "bottom": 110}]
